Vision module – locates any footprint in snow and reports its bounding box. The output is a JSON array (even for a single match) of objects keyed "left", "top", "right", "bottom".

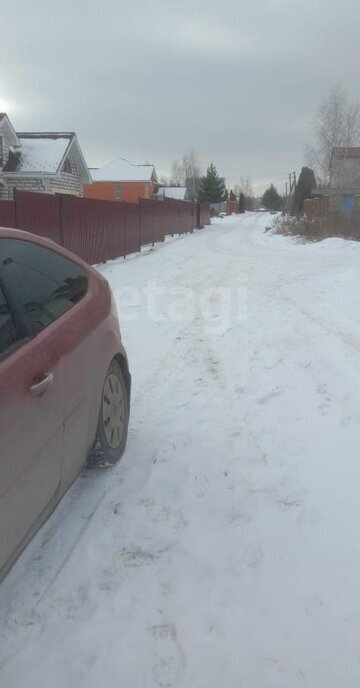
[
  {"left": 121, "top": 544, "right": 173, "bottom": 567},
  {"left": 227, "top": 509, "right": 252, "bottom": 526},
  {"left": 243, "top": 544, "right": 263, "bottom": 570},
  {"left": 257, "top": 389, "right": 283, "bottom": 405},
  {"left": 148, "top": 622, "right": 185, "bottom": 686}
]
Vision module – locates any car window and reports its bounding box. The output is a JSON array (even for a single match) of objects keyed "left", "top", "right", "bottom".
[
  {"left": 0, "top": 239, "right": 88, "bottom": 336},
  {"left": 0, "top": 284, "right": 19, "bottom": 357}
]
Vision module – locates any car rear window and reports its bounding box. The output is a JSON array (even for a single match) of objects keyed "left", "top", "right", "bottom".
[{"left": 0, "top": 238, "right": 88, "bottom": 336}]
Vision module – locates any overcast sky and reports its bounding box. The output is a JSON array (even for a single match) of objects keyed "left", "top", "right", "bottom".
[{"left": 1, "top": 0, "right": 360, "bottom": 194}]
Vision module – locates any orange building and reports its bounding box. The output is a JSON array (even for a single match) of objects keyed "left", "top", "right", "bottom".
[{"left": 84, "top": 157, "right": 158, "bottom": 203}]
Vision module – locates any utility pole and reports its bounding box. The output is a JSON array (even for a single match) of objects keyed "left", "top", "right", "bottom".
[{"left": 285, "top": 172, "right": 297, "bottom": 212}]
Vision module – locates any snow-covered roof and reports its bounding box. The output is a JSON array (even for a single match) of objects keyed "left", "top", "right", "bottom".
[
  {"left": 157, "top": 187, "right": 187, "bottom": 200},
  {"left": 9, "top": 135, "right": 73, "bottom": 173},
  {"left": 91, "top": 157, "right": 156, "bottom": 182},
  {"left": 1, "top": 132, "right": 91, "bottom": 182}
]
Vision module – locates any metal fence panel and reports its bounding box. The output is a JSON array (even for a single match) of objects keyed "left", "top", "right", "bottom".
[
  {"left": 158, "top": 202, "right": 169, "bottom": 242},
  {"left": 226, "top": 200, "right": 238, "bottom": 215},
  {"left": 303, "top": 199, "right": 313, "bottom": 219},
  {"left": 139, "top": 199, "right": 155, "bottom": 246},
  {"left": 61, "top": 196, "right": 105, "bottom": 264},
  {"left": 198, "top": 202, "right": 210, "bottom": 227},
  {"left": 141, "top": 200, "right": 163, "bottom": 243},
  {"left": 103, "top": 202, "right": 126, "bottom": 260},
  {"left": 178, "top": 201, "right": 186, "bottom": 235},
  {"left": 0, "top": 200, "right": 16, "bottom": 228},
  {"left": 155, "top": 201, "right": 167, "bottom": 242},
  {"left": 124, "top": 203, "right": 140, "bottom": 255},
  {"left": 0, "top": 192, "right": 211, "bottom": 263},
  {"left": 15, "top": 191, "right": 62, "bottom": 243},
  {"left": 189, "top": 203, "right": 197, "bottom": 232}
]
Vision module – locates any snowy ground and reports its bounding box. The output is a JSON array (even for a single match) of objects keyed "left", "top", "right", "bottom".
[{"left": 2, "top": 212, "right": 360, "bottom": 686}]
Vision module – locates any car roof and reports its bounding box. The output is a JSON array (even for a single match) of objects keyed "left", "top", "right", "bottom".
[
  {"left": 0, "top": 226, "right": 55, "bottom": 242},
  {"left": 0, "top": 226, "right": 94, "bottom": 273}
]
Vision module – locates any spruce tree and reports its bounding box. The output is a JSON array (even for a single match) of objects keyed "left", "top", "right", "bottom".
[
  {"left": 198, "top": 163, "right": 226, "bottom": 202},
  {"left": 292, "top": 167, "right": 316, "bottom": 215},
  {"left": 229, "top": 189, "right": 236, "bottom": 200},
  {"left": 239, "top": 192, "right": 246, "bottom": 213},
  {"left": 262, "top": 184, "right": 282, "bottom": 211}
]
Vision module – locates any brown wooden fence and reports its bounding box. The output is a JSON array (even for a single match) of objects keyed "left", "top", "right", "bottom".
[
  {"left": 226, "top": 200, "right": 238, "bottom": 215},
  {"left": 303, "top": 197, "right": 330, "bottom": 219},
  {"left": 0, "top": 191, "right": 211, "bottom": 265}
]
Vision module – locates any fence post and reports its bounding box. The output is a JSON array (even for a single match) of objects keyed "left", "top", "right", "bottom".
[
  {"left": 13, "top": 187, "right": 18, "bottom": 228},
  {"left": 59, "top": 193, "right": 63, "bottom": 246},
  {"left": 152, "top": 200, "right": 155, "bottom": 246},
  {"left": 122, "top": 202, "right": 126, "bottom": 259},
  {"left": 139, "top": 198, "right": 142, "bottom": 248}
]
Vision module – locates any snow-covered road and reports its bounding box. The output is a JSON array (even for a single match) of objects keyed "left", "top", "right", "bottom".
[{"left": 2, "top": 212, "right": 360, "bottom": 687}]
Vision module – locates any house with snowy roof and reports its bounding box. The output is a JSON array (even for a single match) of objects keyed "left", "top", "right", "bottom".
[
  {"left": 156, "top": 186, "right": 188, "bottom": 201},
  {"left": 84, "top": 157, "right": 158, "bottom": 203},
  {"left": 0, "top": 113, "right": 91, "bottom": 200}
]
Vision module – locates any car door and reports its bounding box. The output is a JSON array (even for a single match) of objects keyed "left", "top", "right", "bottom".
[
  {"left": 0, "top": 234, "right": 94, "bottom": 575},
  {"left": 0, "top": 260, "right": 63, "bottom": 573},
  {"left": 1, "top": 233, "right": 92, "bottom": 484}
]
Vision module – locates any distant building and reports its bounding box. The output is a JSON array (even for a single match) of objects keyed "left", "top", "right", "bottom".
[
  {"left": 304, "top": 147, "right": 360, "bottom": 219},
  {"left": 156, "top": 186, "right": 187, "bottom": 201},
  {"left": 84, "top": 158, "right": 158, "bottom": 203},
  {"left": 0, "top": 113, "right": 90, "bottom": 199},
  {"left": 329, "top": 147, "right": 360, "bottom": 194}
]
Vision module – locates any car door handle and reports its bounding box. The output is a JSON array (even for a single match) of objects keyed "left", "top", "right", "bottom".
[{"left": 30, "top": 373, "right": 55, "bottom": 397}]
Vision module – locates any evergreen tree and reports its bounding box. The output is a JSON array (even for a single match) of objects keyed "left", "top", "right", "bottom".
[
  {"left": 224, "top": 188, "right": 229, "bottom": 201},
  {"left": 229, "top": 189, "right": 236, "bottom": 200},
  {"left": 292, "top": 167, "right": 317, "bottom": 215},
  {"left": 199, "top": 163, "right": 226, "bottom": 202},
  {"left": 239, "top": 192, "right": 246, "bottom": 213},
  {"left": 262, "top": 184, "right": 282, "bottom": 211}
]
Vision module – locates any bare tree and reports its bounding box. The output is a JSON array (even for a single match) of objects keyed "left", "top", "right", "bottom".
[
  {"left": 170, "top": 160, "right": 185, "bottom": 186},
  {"left": 307, "top": 84, "right": 360, "bottom": 184},
  {"left": 183, "top": 150, "right": 202, "bottom": 200},
  {"left": 183, "top": 150, "right": 201, "bottom": 181},
  {"left": 234, "top": 176, "right": 254, "bottom": 198},
  {"left": 170, "top": 150, "right": 202, "bottom": 199},
  {"left": 234, "top": 176, "right": 255, "bottom": 209}
]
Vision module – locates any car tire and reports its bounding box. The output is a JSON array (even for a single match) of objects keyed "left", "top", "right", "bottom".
[{"left": 96, "top": 359, "right": 129, "bottom": 464}]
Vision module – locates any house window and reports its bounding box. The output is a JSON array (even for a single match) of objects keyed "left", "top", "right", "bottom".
[
  {"left": 0, "top": 136, "right": 3, "bottom": 168},
  {"left": 63, "top": 158, "right": 72, "bottom": 174},
  {"left": 115, "top": 183, "right": 121, "bottom": 199}
]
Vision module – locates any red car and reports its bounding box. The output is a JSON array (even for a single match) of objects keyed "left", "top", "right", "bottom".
[{"left": 0, "top": 227, "right": 131, "bottom": 580}]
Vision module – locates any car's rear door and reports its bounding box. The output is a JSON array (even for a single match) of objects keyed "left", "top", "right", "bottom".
[
  {"left": 0, "top": 235, "right": 89, "bottom": 573},
  {"left": 0, "top": 263, "right": 63, "bottom": 573}
]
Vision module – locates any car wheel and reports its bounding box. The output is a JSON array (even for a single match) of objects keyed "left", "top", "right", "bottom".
[{"left": 96, "top": 360, "right": 129, "bottom": 464}]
